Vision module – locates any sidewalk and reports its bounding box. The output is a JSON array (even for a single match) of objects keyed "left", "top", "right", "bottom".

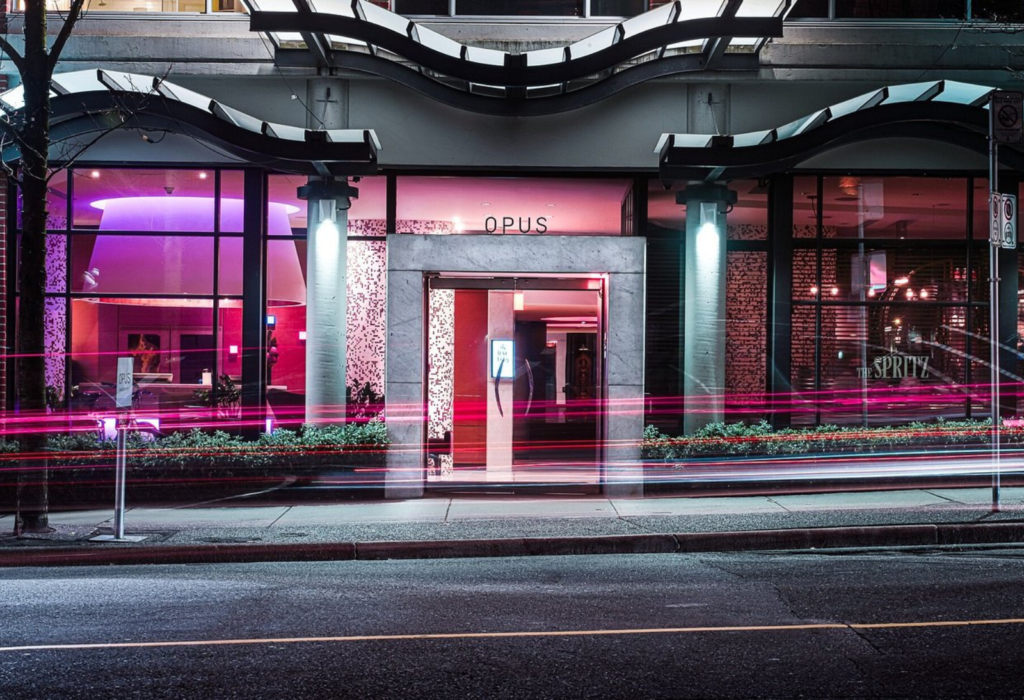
[{"left": 3, "top": 486, "right": 1024, "bottom": 566}]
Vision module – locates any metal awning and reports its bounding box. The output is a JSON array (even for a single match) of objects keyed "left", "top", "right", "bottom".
[
  {"left": 0, "top": 70, "right": 380, "bottom": 175},
  {"left": 657, "top": 80, "right": 1024, "bottom": 181},
  {"left": 242, "top": 0, "right": 792, "bottom": 116}
]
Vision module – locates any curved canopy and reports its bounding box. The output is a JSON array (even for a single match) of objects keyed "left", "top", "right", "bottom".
[
  {"left": 0, "top": 70, "right": 380, "bottom": 176},
  {"left": 657, "top": 80, "right": 1024, "bottom": 181},
  {"left": 247, "top": 0, "right": 789, "bottom": 115}
]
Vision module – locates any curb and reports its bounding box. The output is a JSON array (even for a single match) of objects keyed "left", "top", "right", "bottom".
[{"left": 2, "top": 523, "right": 1024, "bottom": 568}]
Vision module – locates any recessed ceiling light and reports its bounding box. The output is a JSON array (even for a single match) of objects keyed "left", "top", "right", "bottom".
[
  {"left": 198, "top": 172, "right": 208, "bottom": 180},
  {"left": 546, "top": 203, "right": 556, "bottom": 207},
  {"left": 481, "top": 202, "right": 490, "bottom": 206},
  {"left": 90, "top": 170, "right": 100, "bottom": 179}
]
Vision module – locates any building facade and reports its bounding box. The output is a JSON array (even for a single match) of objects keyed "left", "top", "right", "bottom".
[{"left": 2, "top": 0, "right": 1024, "bottom": 497}]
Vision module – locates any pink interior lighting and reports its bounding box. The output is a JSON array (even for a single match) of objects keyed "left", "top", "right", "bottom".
[{"left": 86, "top": 197, "right": 305, "bottom": 307}]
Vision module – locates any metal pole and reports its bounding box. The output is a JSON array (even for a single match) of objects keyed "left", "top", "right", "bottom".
[
  {"left": 989, "top": 116, "right": 1002, "bottom": 513},
  {"left": 113, "top": 416, "right": 127, "bottom": 539}
]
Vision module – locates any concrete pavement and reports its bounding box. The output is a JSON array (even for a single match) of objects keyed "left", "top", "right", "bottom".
[{"left": 2, "top": 486, "right": 1024, "bottom": 566}]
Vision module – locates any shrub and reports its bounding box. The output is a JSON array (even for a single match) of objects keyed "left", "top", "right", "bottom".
[{"left": 642, "top": 418, "right": 997, "bottom": 461}]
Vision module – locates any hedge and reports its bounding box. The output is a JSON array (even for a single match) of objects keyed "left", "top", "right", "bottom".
[
  {"left": 641, "top": 418, "right": 1001, "bottom": 460},
  {"left": 2, "top": 420, "right": 390, "bottom": 477}
]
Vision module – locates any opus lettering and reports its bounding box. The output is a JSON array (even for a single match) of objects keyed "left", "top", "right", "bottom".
[
  {"left": 856, "top": 354, "right": 931, "bottom": 380},
  {"left": 484, "top": 216, "right": 549, "bottom": 234}
]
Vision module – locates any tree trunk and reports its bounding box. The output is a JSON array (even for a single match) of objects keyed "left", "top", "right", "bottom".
[{"left": 14, "top": 0, "right": 52, "bottom": 534}]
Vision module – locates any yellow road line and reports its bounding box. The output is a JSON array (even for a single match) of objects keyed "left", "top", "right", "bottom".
[{"left": 3, "top": 618, "right": 1023, "bottom": 653}]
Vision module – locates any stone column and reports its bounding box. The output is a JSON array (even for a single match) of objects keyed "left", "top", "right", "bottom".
[
  {"left": 298, "top": 178, "right": 359, "bottom": 424},
  {"left": 678, "top": 183, "right": 736, "bottom": 434},
  {"left": 486, "top": 290, "right": 515, "bottom": 481}
]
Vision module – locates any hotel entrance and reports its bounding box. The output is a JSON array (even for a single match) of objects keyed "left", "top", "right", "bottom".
[{"left": 426, "top": 276, "right": 605, "bottom": 493}]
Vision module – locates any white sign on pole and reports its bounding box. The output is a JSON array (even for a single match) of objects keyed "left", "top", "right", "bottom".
[
  {"left": 992, "top": 91, "right": 1024, "bottom": 145},
  {"left": 990, "top": 192, "right": 1003, "bottom": 246},
  {"left": 115, "top": 357, "right": 134, "bottom": 409},
  {"left": 1001, "top": 193, "right": 1017, "bottom": 250}
]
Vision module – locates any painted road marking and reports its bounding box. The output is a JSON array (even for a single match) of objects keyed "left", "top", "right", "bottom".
[{"left": 2, "top": 618, "right": 1024, "bottom": 653}]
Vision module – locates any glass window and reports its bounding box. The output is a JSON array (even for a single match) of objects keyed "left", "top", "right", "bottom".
[
  {"left": 791, "top": 304, "right": 818, "bottom": 427},
  {"left": 30, "top": 0, "right": 235, "bottom": 13},
  {"left": 267, "top": 175, "right": 386, "bottom": 237},
  {"left": 835, "top": 0, "right": 965, "bottom": 19},
  {"left": 821, "top": 177, "right": 968, "bottom": 240},
  {"left": 819, "top": 245, "right": 971, "bottom": 303},
  {"left": 394, "top": 0, "right": 449, "bottom": 13},
  {"left": 71, "top": 235, "right": 215, "bottom": 296},
  {"left": 591, "top": 0, "right": 646, "bottom": 16},
  {"left": 788, "top": 0, "right": 829, "bottom": 17},
  {"left": 218, "top": 237, "right": 244, "bottom": 297},
  {"left": 69, "top": 300, "right": 216, "bottom": 413},
  {"left": 974, "top": 0, "right": 1024, "bottom": 21},
  {"left": 729, "top": 180, "right": 768, "bottom": 240},
  {"left": 793, "top": 176, "right": 818, "bottom": 238},
  {"left": 72, "top": 169, "right": 216, "bottom": 232},
  {"left": 220, "top": 171, "right": 245, "bottom": 234},
  {"left": 397, "top": 176, "right": 631, "bottom": 236},
  {"left": 816, "top": 304, "right": 971, "bottom": 426},
  {"left": 456, "top": 0, "right": 583, "bottom": 15}
]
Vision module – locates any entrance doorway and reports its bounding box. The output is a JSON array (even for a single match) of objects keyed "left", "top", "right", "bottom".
[{"left": 426, "top": 276, "right": 604, "bottom": 493}]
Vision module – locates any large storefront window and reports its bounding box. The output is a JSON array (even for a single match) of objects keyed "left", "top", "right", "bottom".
[
  {"left": 20, "top": 168, "right": 246, "bottom": 423},
  {"left": 264, "top": 175, "right": 387, "bottom": 423},
  {"left": 645, "top": 179, "right": 769, "bottom": 428},
  {"left": 792, "top": 176, "right": 988, "bottom": 427},
  {"left": 24, "top": 0, "right": 244, "bottom": 13}
]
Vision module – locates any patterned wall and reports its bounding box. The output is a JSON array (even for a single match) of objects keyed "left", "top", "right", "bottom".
[
  {"left": 427, "top": 288, "right": 454, "bottom": 441},
  {"left": 426, "top": 288, "right": 454, "bottom": 478},
  {"left": 43, "top": 234, "right": 67, "bottom": 399},
  {"left": 346, "top": 239, "right": 387, "bottom": 396},
  {"left": 725, "top": 249, "right": 767, "bottom": 413}
]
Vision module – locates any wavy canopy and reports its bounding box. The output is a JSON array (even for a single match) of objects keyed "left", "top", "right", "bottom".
[
  {"left": 657, "top": 80, "right": 1024, "bottom": 181},
  {"left": 244, "top": 0, "right": 789, "bottom": 115},
  {"left": 0, "top": 70, "right": 381, "bottom": 176}
]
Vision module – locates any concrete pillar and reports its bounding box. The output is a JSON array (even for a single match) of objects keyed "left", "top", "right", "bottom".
[
  {"left": 298, "top": 178, "right": 359, "bottom": 424},
  {"left": 678, "top": 183, "right": 736, "bottom": 434},
  {"left": 486, "top": 290, "right": 515, "bottom": 480}
]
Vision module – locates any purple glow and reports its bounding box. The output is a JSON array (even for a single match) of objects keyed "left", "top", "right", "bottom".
[
  {"left": 90, "top": 197, "right": 299, "bottom": 235},
  {"left": 86, "top": 196, "right": 306, "bottom": 305}
]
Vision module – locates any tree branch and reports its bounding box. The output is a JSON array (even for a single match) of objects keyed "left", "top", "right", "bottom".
[
  {"left": 47, "top": 0, "right": 87, "bottom": 75},
  {"left": 0, "top": 34, "right": 25, "bottom": 74}
]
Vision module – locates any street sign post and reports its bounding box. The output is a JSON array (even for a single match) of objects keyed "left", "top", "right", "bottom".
[
  {"left": 90, "top": 357, "right": 146, "bottom": 542},
  {"left": 985, "top": 91, "right": 1018, "bottom": 513}
]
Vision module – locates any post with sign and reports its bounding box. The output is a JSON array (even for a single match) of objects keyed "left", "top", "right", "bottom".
[
  {"left": 90, "top": 357, "right": 146, "bottom": 542},
  {"left": 987, "top": 90, "right": 1023, "bottom": 513}
]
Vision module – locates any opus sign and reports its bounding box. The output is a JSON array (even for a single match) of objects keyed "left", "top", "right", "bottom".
[
  {"left": 857, "top": 354, "right": 931, "bottom": 380},
  {"left": 484, "top": 216, "right": 549, "bottom": 234}
]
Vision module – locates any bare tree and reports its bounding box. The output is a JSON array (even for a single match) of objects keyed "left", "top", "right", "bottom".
[{"left": 0, "top": 0, "right": 87, "bottom": 533}]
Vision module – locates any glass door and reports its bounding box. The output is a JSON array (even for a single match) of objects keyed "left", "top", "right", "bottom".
[{"left": 426, "top": 276, "right": 604, "bottom": 494}]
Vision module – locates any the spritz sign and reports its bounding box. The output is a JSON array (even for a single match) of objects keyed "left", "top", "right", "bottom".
[{"left": 857, "top": 354, "right": 931, "bottom": 380}]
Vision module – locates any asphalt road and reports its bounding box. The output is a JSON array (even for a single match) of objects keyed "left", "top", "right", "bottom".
[{"left": 3, "top": 548, "right": 1024, "bottom": 699}]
